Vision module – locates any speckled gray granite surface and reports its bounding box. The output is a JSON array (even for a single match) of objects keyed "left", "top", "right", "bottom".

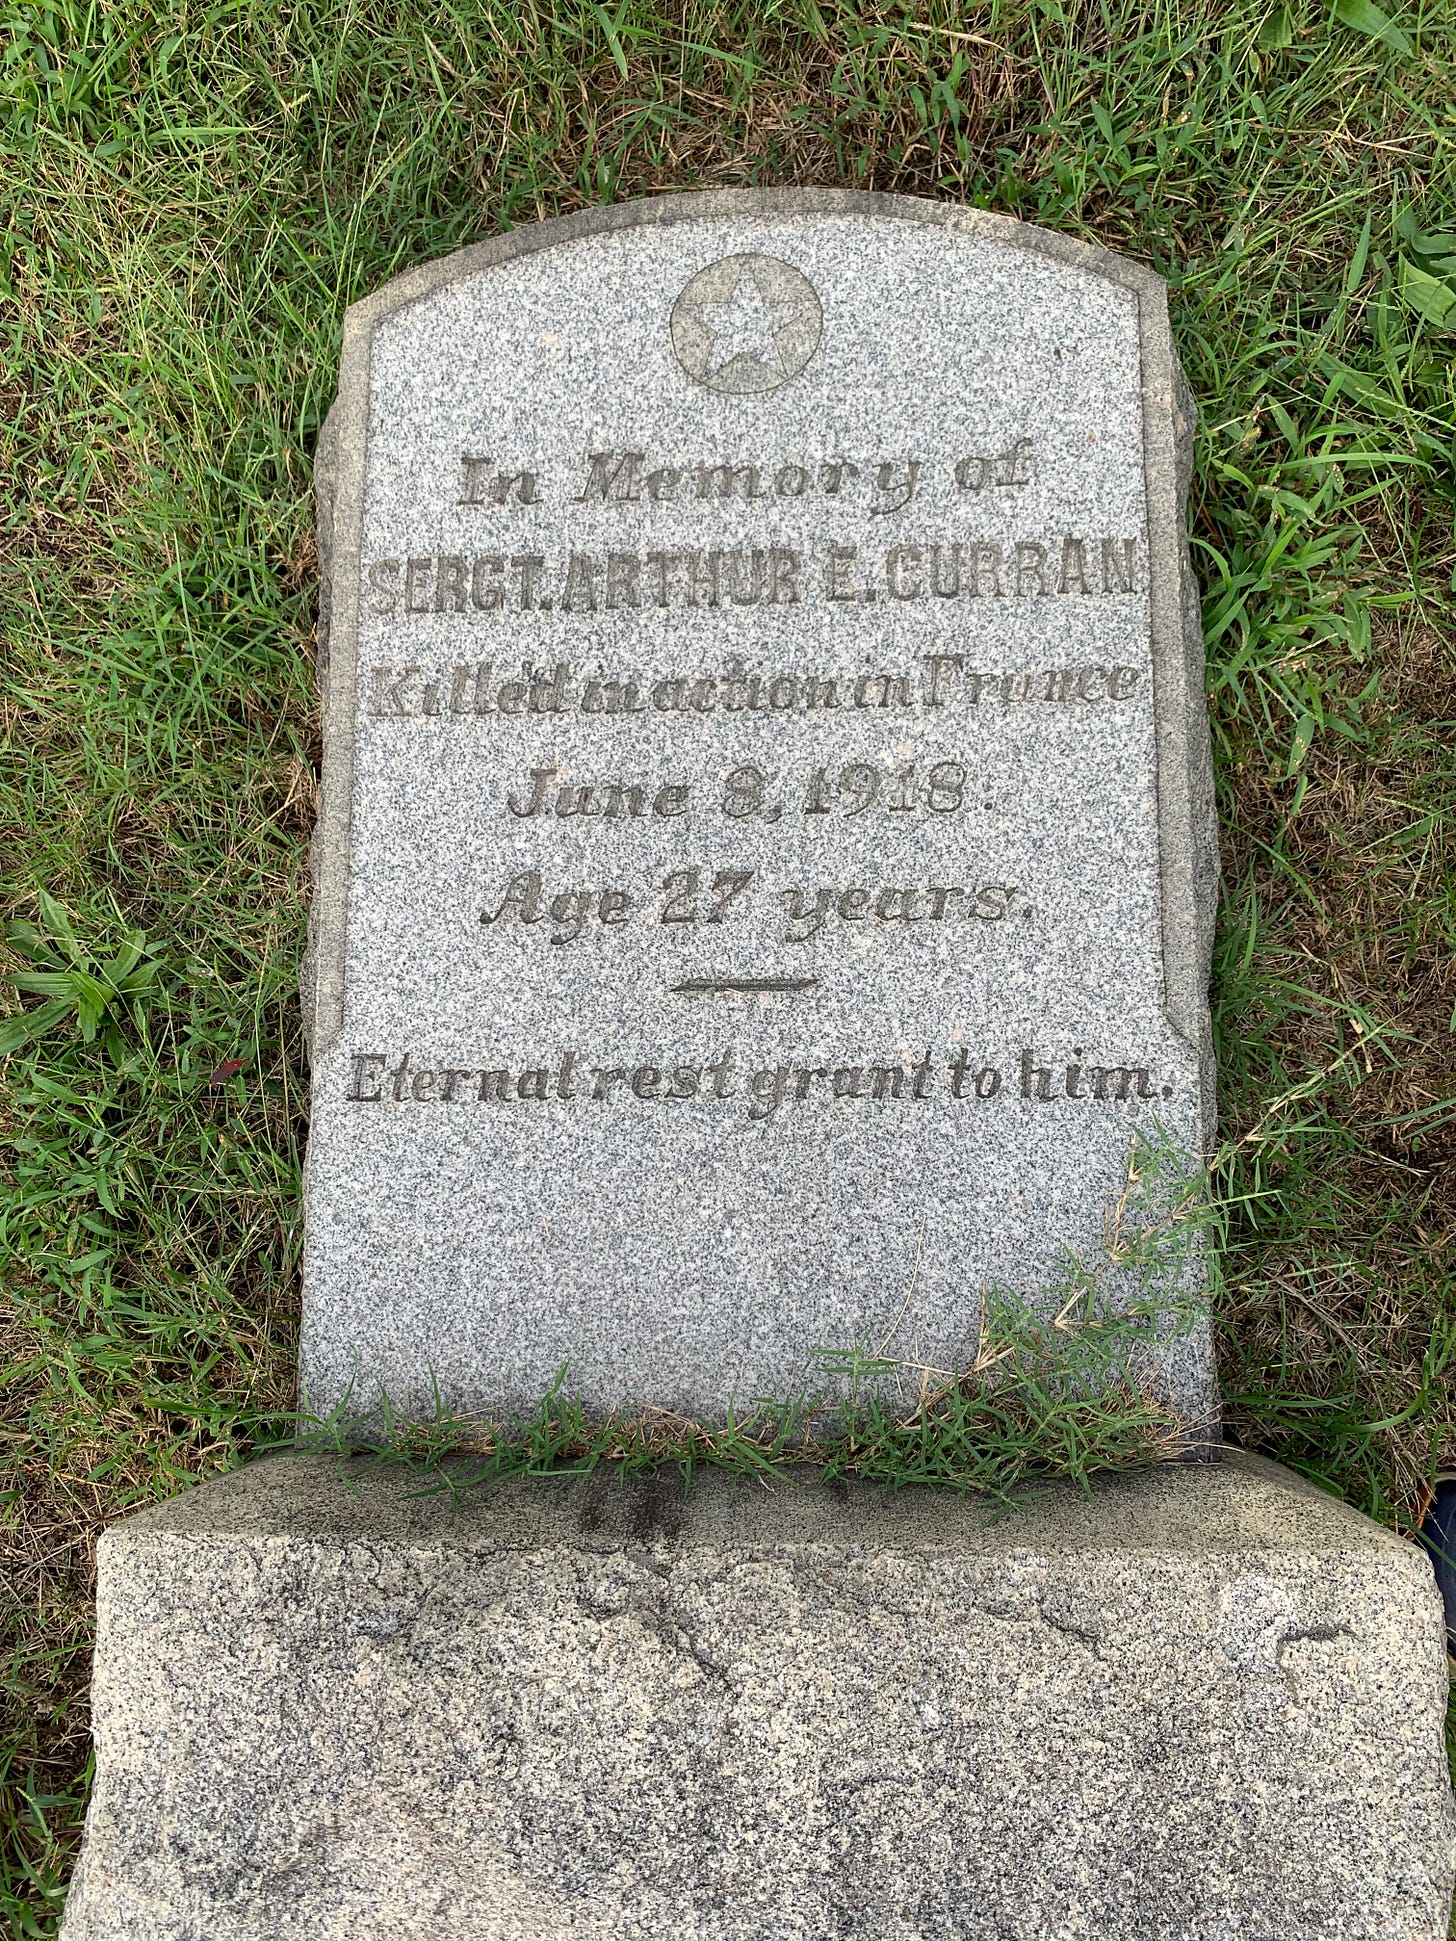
[
  {"left": 300, "top": 190, "right": 1219, "bottom": 1431},
  {"left": 59, "top": 1452, "right": 1456, "bottom": 1941}
]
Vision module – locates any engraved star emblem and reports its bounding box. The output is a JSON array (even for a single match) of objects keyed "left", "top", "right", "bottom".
[{"left": 698, "top": 273, "right": 802, "bottom": 380}]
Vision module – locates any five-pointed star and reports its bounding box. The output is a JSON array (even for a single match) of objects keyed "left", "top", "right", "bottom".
[{"left": 697, "top": 273, "right": 800, "bottom": 377}]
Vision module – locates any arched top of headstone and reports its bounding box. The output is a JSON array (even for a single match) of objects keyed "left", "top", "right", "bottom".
[{"left": 338, "top": 190, "right": 1172, "bottom": 328}]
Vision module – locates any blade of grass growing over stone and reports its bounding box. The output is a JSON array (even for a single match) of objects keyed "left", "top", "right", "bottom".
[{"left": 287, "top": 1131, "right": 1218, "bottom": 1499}]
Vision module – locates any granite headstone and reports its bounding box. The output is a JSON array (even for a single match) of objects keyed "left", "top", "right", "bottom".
[{"left": 302, "top": 190, "right": 1219, "bottom": 1431}]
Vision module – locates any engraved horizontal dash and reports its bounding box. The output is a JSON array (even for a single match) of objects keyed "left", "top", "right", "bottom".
[{"left": 671, "top": 976, "right": 820, "bottom": 996}]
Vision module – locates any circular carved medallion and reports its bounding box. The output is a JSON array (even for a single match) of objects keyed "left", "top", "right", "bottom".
[{"left": 670, "top": 253, "right": 823, "bottom": 395}]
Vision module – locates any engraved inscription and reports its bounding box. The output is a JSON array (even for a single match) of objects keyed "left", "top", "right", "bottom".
[
  {"left": 474, "top": 868, "right": 1031, "bottom": 946},
  {"left": 351, "top": 303, "right": 1163, "bottom": 1145},
  {"left": 364, "top": 658, "right": 1142, "bottom": 721},
  {"left": 363, "top": 537, "right": 1139, "bottom": 617},
  {"left": 343, "top": 1046, "right": 1176, "bottom": 1118},
  {"left": 458, "top": 455, "right": 540, "bottom": 505},
  {"left": 572, "top": 450, "right": 932, "bottom": 511},
  {"left": 457, "top": 444, "right": 1036, "bottom": 508},
  {"left": 495, "top": 762, "right": 988, "bottom": 825},
  {"left": 505, "top": 769, "right": 693, "bottom": 820}
]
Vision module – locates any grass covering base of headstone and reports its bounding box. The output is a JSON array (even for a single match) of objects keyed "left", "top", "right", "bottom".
[
  {"left": 296, "top": 1133, "right": 1215, "bottom": 1499},
  {"left": 291, "top": 1316, "right": 1193, "bottom": 1504},
  {"left": 3, "top": 1, "right": 1455, "bottom": 1929}
]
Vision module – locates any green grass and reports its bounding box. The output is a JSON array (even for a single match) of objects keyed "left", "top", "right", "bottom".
[
  {"left": 2, "top": 0, "right": 1455, "bottom": 1929},
  {"left": 296, "top": 1131, "right": 1220, "bottom": 1495}
]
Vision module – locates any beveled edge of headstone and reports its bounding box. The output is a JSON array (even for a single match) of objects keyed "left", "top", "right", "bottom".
[{"left": 304, "top": 189, "right": 1217, "bottom": 1147}]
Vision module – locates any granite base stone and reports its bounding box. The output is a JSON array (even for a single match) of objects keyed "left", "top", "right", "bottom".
[{"left": 61, "top": 1451, "right": 1455, "bottom": 1941}]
